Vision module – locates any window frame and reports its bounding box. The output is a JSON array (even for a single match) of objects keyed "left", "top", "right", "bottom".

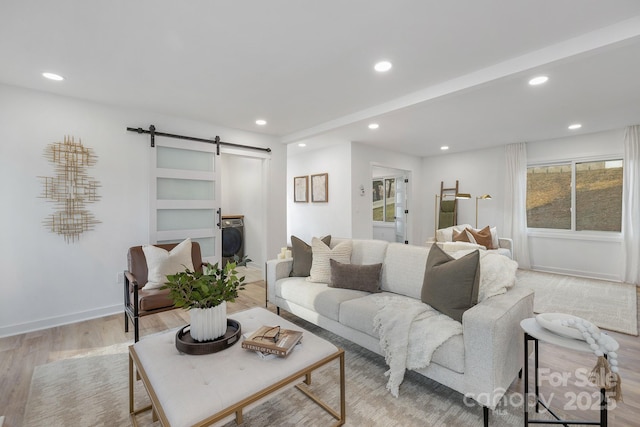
[{"left": 526, "top": 155, "right": 624, "bottom": 240}]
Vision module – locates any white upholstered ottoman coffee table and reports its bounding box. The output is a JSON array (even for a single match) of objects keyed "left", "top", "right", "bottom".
[{"left": 129, "top": 307, "right": 345, "bottom": 426}]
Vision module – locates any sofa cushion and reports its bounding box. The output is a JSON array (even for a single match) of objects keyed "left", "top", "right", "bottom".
[
  {"left": 308, "top": 238, "right": 352, "bottom": 283},
  {"left": 380, "top": 243, "right": 429, "bottom": 299},
  {"left": 330, "top": 259, "right": 382, "bottom": 292},
  {"left": 276, "top": 277, "right": 367, "bottom": 321},
  {"left": 438, "top": 241, "right": 486, "bottom": 252},
  {"left": 339, "top": 292, "right": 388, "bottom": 337},
  {"left": 339, "top": 293, "right": 465, "bottom": 373},
  {"left": 290, "top": 235, "right": 331, "bottom": 277},
  {"left": 421, "top": 244, "right": 480, "bottom": 322},
  {"left": 332, "top": 238, "right": 389, "bottom": 265},
  {"left": 141, "top": 238, "right": 194, "bottom": 290}
]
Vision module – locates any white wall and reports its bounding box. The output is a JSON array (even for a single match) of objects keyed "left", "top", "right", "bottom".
[
  {"left": 287, "top": 142, "right": 352, "bottom": 244},
  {"left": 0, "top": 84, "right": 286, "bottom": 337},
  {"left": 526, "top": 128, "right": 624, "bottom": 281},
  {"left": 350, "top": 142, "right": 423, "bottom": 244},
  {"left": 422, "top": 145, "right": 506, "bottom": 242}
]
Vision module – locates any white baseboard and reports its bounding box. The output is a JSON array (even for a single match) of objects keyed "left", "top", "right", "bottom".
[
  {"left": 246, "top": 261, "right": 263, "bottom": 271},
  {"left": 530, "top": 265, "right": 621, "bottom": 282},
  {"left": 0, "top": 304, "right": 121, "bottom": 339}
]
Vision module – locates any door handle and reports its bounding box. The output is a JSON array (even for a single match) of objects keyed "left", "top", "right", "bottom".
[{"left": 216, "top": 208, "right": 222, "bottom": 229}]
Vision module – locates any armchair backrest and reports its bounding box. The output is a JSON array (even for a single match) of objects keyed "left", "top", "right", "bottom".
[{"left": 127, "top": 242, "right": 203, "bottom": 287}]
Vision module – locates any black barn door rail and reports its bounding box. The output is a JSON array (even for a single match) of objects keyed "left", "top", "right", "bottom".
[{"left": 126, "top": 125, "right": 271, "bottom": 155}]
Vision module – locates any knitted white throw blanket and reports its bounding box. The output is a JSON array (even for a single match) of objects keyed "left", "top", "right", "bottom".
[{"left": 372, "top": 294, "right": 463, "bottom": 397}]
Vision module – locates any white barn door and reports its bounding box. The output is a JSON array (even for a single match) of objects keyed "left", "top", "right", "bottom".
[{"left": 150, "top": 137, "right": 221, "bottom": 265}]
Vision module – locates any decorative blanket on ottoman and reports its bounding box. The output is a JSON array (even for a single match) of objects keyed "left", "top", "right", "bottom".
[{"left": 372, "top": 294, "right": 463, "bottom": 397}]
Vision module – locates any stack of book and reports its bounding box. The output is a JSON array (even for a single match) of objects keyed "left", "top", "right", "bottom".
[{"left": 242, "top": 325, "right": 303, "bottom": 358}]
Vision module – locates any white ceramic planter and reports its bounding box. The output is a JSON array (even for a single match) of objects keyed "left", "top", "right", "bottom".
[{"left": 189, "top": 301, "right": 227, "bottom": 341}]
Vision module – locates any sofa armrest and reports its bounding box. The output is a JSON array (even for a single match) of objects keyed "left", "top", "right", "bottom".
[
  {"left": 266, "top": 258, "right": 293, "bottom": 304},
  {"left": 498, "top": 237, "right": 512, "bottom": 251},
  {"left": 462, "top": 286, "right": 534, "bottom": 409}
]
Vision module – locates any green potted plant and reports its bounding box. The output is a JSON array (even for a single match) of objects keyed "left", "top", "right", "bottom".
[{"left": 163, "top": 261, "right": 246, "bottom": 341}]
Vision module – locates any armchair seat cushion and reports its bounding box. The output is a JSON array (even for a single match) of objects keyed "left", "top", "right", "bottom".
[{"left": 134, "top": 288, "right": 175, "bottom": 312}]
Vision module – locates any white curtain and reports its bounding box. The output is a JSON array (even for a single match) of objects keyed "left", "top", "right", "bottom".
[
  {"left": 504, "top": 142, "right": 531, "bottom": 269},
  {"left": 622, "top": 125, "right": 640, "bottom": 285}
]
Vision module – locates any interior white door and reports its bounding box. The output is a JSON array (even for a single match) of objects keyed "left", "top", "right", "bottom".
[
  {"left": 150, "top": 137, "right": 221, "bottom": 265},
  {"left": 395, "top": 176, "right": 407, "bottom": 243}
]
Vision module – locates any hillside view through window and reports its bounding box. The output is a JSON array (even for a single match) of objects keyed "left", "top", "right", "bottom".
[{"left": 527, "top": 160, "right": 623, "bottom": 232}]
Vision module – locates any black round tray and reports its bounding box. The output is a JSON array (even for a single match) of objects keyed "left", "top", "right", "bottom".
[{"left": 175, "top": 318, "right": 241, "bottom": 355}]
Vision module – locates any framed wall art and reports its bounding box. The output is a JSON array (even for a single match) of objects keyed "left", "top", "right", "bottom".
[
  {"left": 311, "top": 173, "right": 328, "bottom": 202},
  {"left": 294, "top": 175, "right": 309, "bottom": 202}
]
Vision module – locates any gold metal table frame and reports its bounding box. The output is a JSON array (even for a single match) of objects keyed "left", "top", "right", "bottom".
[{"left": 129, "top": 346, "right": 345, "bottom": 427}]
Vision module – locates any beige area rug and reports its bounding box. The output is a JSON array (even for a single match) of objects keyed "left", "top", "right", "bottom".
[
  {"left": 24, "top": 319, "right": 526, "bottom": 427},
  {"left": 516, "top": 269, "right": 638, "bottom": 336}
]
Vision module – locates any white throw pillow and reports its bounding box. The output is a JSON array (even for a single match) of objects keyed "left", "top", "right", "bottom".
[
  {"left": 490, "top": 226, "right": 499, "bottom": 249},
  {"left": 449, "top": 249, "right": 517, "bottom": 302},
  {"left": 308, "top": 238, "right": 352, "bottom": 283},
  {"left": 142, "top": 238, "right": 194, "bottom": 290}
]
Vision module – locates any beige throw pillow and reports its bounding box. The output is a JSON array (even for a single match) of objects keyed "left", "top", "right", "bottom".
[
  {"left": 308, "top": 238, "right": 352, "bottom": 283},
  {"left": 142, "top": 238, "right": 194, "bottom": 290},
  {"left": 452, "top": 229, "right": 471, "bottom": 242}
]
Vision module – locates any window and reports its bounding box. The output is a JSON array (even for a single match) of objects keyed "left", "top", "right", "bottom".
[
  {"left": 372, "top": 178, "right": 396, "bottom": 222},
  {"left": 526, "top": 159, "right": 623, "bottom": 232}
]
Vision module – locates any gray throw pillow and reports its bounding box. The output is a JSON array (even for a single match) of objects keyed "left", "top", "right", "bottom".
[
  {"left": 421, "top": 244, "right": 480, "bottom": 322},
  {"left": 329, "top": 259, "right": 382, "bottom": 292},
  {"left": 290, "top": 235, "right": 331, "bottom": 277}
]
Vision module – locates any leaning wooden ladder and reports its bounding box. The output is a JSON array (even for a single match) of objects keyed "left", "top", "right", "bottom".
[{"left": 437, "top": 180, "right": 459, "bottom": 231}]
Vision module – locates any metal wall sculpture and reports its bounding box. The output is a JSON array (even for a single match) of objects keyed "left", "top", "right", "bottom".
[{"left": 40, "top": 136, "right": 101, "bottom": 243}]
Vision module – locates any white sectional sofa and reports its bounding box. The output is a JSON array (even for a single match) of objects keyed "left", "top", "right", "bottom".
[{"left": 266, "top": 238, "right": 533, "bottom": 425}]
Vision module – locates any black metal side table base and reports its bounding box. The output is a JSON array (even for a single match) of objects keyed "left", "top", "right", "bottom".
[{"left": 523, "top": 332, "right": 608, "bottom": 427}]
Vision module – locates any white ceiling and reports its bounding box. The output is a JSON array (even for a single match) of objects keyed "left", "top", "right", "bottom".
[{"left": 2, "top": 1, "right": 640, "bottom": 157}]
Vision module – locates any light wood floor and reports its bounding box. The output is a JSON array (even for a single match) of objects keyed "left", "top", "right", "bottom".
[{"left": 1, "top": 282, "right": 638, "bottom": 427}]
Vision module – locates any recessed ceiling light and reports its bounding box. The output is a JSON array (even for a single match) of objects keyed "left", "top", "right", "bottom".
[
  {"left": 255, "top": 119, "right": 267, "bottom": 125},
  {"left": 528, "top": 75, "right": 548, "bottom": 86},
  {"left": 298, "top": 143, "right": 306, "bottom": 147},
  {"left": 568, "top": 123, "right": 582, "bottom": 130},
  {"left": 374, "top": 61, "right": 392, "bottom": 72},
  {"left": 42, "top": 72, "right": 64, "bottom": 81},
  {"left": 368, "top": 123, "right": 379, "bottom": 129},
  {"left": 440, "top": 146, "right": 449, "bottom": 151}
]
